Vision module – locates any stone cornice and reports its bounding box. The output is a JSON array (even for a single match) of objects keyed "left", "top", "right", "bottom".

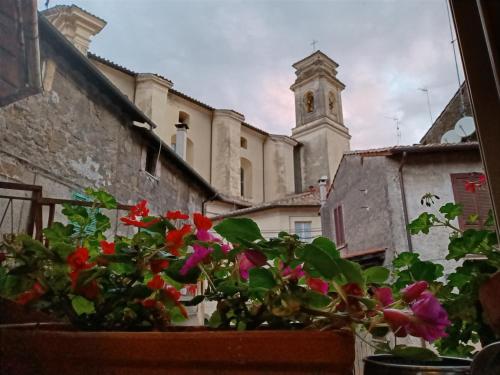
[
  {"left": 213, "top": 109, "right": 245, "bottom": 123},
  {"left": 136, "top": 73, "right": 173, "bottom": 90},
  {"left": 292, "top": 118, "right": 351, "bottom": 140}
]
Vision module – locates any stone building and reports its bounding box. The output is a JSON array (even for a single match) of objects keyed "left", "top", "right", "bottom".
[
  {"left": 41, "top": 5, "right": 351, "bottom": 239},
  {"left": 321, "top": 143, "right": 491, "bottom": 272},
  {"left": 0, "top": 7, "right": 216, "bottom": 236},
  {"left": 420, "top": 83, "right": 474, "bottom": 144}
]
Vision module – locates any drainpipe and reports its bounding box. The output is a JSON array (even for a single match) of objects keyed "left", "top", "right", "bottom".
[{"left": 398, "top": 152, "right": 413, "bottom": 252}]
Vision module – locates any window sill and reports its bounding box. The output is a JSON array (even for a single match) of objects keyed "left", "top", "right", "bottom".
[{"left": 140, "top": 170, "right": 160, "bottom": 183}]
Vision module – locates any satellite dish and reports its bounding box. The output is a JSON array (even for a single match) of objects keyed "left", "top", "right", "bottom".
[
  {"left": 454, "top": 116, "right": 476, "bottom": 137},
  {"left": 441, "top": 129, "right": 462, "bottom": 143}
]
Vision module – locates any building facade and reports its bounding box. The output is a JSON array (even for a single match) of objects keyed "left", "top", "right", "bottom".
[
  {"left": 321, "top": 143, "right": 489, "bottom": 272},
  {"left": 42, "top": 5, "right": 352, "bottom": 238}
]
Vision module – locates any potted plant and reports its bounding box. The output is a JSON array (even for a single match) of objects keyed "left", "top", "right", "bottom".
[
  {"left": 0, "top": 189, "right": 450, "bottom": 374},
  {"left": 364, "top": 178, "right": 498, "bottom": 374}
]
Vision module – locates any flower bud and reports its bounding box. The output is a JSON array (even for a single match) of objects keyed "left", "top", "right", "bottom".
[{"left": 402, "top": 281, "right": 428, "bottom": 302}]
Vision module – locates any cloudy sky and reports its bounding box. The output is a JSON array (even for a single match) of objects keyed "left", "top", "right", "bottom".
[{"left": 39, "top": 0, "right": 464, "bottom": 150}]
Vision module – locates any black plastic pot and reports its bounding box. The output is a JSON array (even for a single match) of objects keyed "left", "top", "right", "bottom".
[{"left": 363, "top": 354, "right": 471, "bottom": 375}]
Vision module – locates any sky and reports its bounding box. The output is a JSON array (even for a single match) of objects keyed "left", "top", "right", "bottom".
[{"left": 38, "top": 0, "right": 464, "bottom": 150}]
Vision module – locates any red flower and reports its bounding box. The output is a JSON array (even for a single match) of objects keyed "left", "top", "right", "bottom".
[
  {"left": 16, "top": 282, "right": 45, "bottom": 305},
  {"left": 166, "top": 224, "right": 192, "bottom": 256},
  {"left": 193, "top": 213, "right": 212, "bottom": 231},
  {"left": 307, "top": 278, "right": 329, "bottom": 295},
  {"left": 343, "top": 283, "right": 363, "bottom": 296},
  {"left": 186, "top": 284, "right": 198, "bottom": 295},
  {"left": 70, "top": 270, "right": 100, "bottom": 300},
  {"left": 0, "top": 252, "right": 6, "bottom": 264},
  {"left": 120, "top": 216, "right": 160, "bottom": 228},
  {"left": 383, "top": 308, "right": 410, "bottom": 337},
  {"left": 402, "top": 281, "right": 428, "bottom": 303},
  {"left": 142, "top": 299, "right": 157, "bottom": 309},
  {"left": 99, "top": 240, "right": 115, "bottom": 255},
  {"left": 166, "top": 210, "right": 189, "bottom": 220},
  {"left": 465, "top": 181, "right": 476, "bottom": 193},
  {"left": 163, "top": 286, "right": 181, "bottom": 302},
  {"left": 150, "top": 259, "right": 169, "bottom": 274},
  {"left": 147, "top": 274, "right": 165, "bottom": 290},
  {"left": 130, "top": 200, "right": 150, "bottom": 217},
  {"left": 67, "top": 247, "right": 94, "bottom": 271}
]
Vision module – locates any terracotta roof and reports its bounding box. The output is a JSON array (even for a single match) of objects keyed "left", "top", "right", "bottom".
[
  {"left": 344, "top": 142, "right": 479, "bottom": 157},
  {"left": 41, "top": 5, "right": 107, "bottom": 25},
  {"left": 212, "top": 190, "right": 320, "bottom": 220}
]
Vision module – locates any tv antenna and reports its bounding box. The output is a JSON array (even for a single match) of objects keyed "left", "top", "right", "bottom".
[
  {"left": 385, "top": 116, "right": 401, "bottom": 145},
  {"left": 418, "top": 87, "right": 433, "bottom": 125}
]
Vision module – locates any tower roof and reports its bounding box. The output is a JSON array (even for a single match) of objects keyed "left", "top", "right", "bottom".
[{"left": 292, "top": 50, "right": 339, "bottom": 71}]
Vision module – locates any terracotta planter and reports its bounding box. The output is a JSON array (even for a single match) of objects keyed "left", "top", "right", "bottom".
[
  {"left": 0, "top": 325, "right": 354, "bottom": 375},
  {"left": 479, "top": 271, "right": 500, "bottom": 335}
]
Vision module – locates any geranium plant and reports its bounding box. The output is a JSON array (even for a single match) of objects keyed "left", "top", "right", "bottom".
[
  {"left": 396, "top": 176, "right": 499, "bottom": 357},
  {"left": 0, "top": 189, "right": 449, "bottom": 359}
]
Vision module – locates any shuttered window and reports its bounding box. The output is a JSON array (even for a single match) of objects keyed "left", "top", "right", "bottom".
[
  {"left": 450, "top": 173, "right": 492, "bottom": 230},
  {"left": 333, "top": 205, "right": 345, "bottom": 247}
]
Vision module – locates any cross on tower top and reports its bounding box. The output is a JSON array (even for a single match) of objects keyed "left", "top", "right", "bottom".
[{"left": 311, "top": 40, "right": 318, "bottom": 52}]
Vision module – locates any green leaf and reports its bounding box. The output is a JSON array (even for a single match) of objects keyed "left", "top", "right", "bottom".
[
  {"left": 216, "top": 279, "right": 240, "bottom": 296},
  {"left": 303, "top": 290, "right": 332, "bottom": 308},
  {"left": 337, "top": 259, "right": 364, "bottom": 285},
  {"left": 71, "top": 295, "right": 95, "bottom": 315},
  {"left": 392, "top": 252, "right": 420, "bottom": 268},
  {"left": 311, "top": 237, "right": 340, "bottom": 259},
  {"left": 214, "top": 218, "right": 263, "bottom": 243},
  {"left": 302, "top": 244, "right": 340, "bottom": 279},
  {"left": 109, "top": 262, "right": 136, "bottom": 275},
  {"left": 208, "top": 311, "right": 222, "bottom": 328},
  {"left": 164, "top": 259, "right": 201, "bottom": 284},
  {"left": 389, "top": 346, "right": 440, "bottom": 361},
  {"left": 409, "top": 261, "right": 443, "bottom": 282},
  {"left": 249, "top": 268, "right": 276, "bottom": 290},
  {"left": 51, "top": 242, "right": 75, "bottom": 259},
  {"left": 364, "top": 266, "right": 390, "bottom": 284},
  {"left": 183, "top": 295, "right": 205, "bottom": 306},
  {"left": 43, "top": 222, "right": 75, "bottom": 244},
  {"left": 84, "top": 188, "right": 117, "bottom": 209},
  {"left": 408, "top": 212, "right": 436, "bottom": 235},
  {"left": 439, "top": 203, "right": 463, "bottom": 221}
]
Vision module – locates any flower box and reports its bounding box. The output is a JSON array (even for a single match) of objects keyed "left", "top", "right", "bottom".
[{"left": 0, "top": 325, "right": 354, "bottom": 375}]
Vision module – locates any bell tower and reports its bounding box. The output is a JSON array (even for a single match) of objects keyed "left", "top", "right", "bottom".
[{"left": 290, "top": 51, "right": 351, "bottom": 190}]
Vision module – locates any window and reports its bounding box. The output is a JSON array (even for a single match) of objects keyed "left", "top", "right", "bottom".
[
  {"left": 295, "top": 221, "right": 312, "bottom": 242},
  {"left": 240, "top": 137, "right": 247, "bottom": 149},
  {"left": 240, "top": 157, "right": 253, "bottom": 198},
  {"left": 144, "top": 145, "right": 157, "bottom": 176},
  {"left": 240, "top": 167, "right": 245, "bottom": 196},
  {"left": 451, "top": 173, "right": 492, "bottom": 230},
  {"left": 333, "top": 205, "right": 345, "bottom": 246}
]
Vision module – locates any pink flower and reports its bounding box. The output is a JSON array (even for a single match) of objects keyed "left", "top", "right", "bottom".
[
  {"left": 402, "top": 281, "right": 428, "bottom": 303},
  {"left": 383, "top": 309, "right": 410, "bottom": 337},
  {"left": 238, "top": 250, "right": 267, "bottom": 280},
  {"left": 281, "top": 264, "right": 305, "bottom": 280},
  {"left": 407, "top": 291, "right": 450, "bottom": 342},
  {"left": 374, "top": 287, "right": 394, "bottom": 307},
  {"left": 307, "top": 278, "right": 329, "bottom": 295},
  {"left": 180, "top": 244, "right": 213, "bottom": 275},
  {"left": 221, "top": 243, "right": 232, "bottom": 254}
]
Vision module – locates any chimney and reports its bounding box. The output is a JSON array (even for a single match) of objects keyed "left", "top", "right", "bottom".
[
  {"left": 44, "top": 5, "right": 106, "bottom": 54},
  {"left": 175, "top": 123, "right": 189, "bottom": 160},
  {"left": 318, "top": 176, "right": 329, "bottom": 205}
]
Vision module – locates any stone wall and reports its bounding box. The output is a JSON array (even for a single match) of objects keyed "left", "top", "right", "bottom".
[{"left": 0, "top": 36, "right": 210, "bottom": 235}]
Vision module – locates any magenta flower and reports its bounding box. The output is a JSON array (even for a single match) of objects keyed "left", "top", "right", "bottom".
[
  {"left": 180, "top": 244, "right": 213, "bottom": 275},
  {"left": 238, "top": 250, "right": 267, "bottom": 280},
  {"left": 281, "top": 263, "right": 305, "bottom": 280},
  {"left": 407, "top": 291, "right": 450, "bottom": 342},
  {"left": 374, "top": 287, "right": 394, "bottom": 307},
  {"left": 307, "top": 278, "right": 329, "bottom": 295},
  {"left": 402, "top": 281, "right": 428, "bottom": 303},
  {"left": 221, "top": 243, "right": 231, "bottom": 254},
  {"left": 383, "top": 309, "right": 410, "bottom": 337}
]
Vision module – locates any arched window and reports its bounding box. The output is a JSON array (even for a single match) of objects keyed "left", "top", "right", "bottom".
[
  {"left": 304, "top": 91, "right": 314, "bottom": 113},
  {"left": 240, "top": 157, "right": 252, "bottom": 198},
  {"left": 240, "top": 137, "right": 247, "bottom": 149},
  {"left": 178, "top": 111, "right": 190, "bottom": 125}
]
